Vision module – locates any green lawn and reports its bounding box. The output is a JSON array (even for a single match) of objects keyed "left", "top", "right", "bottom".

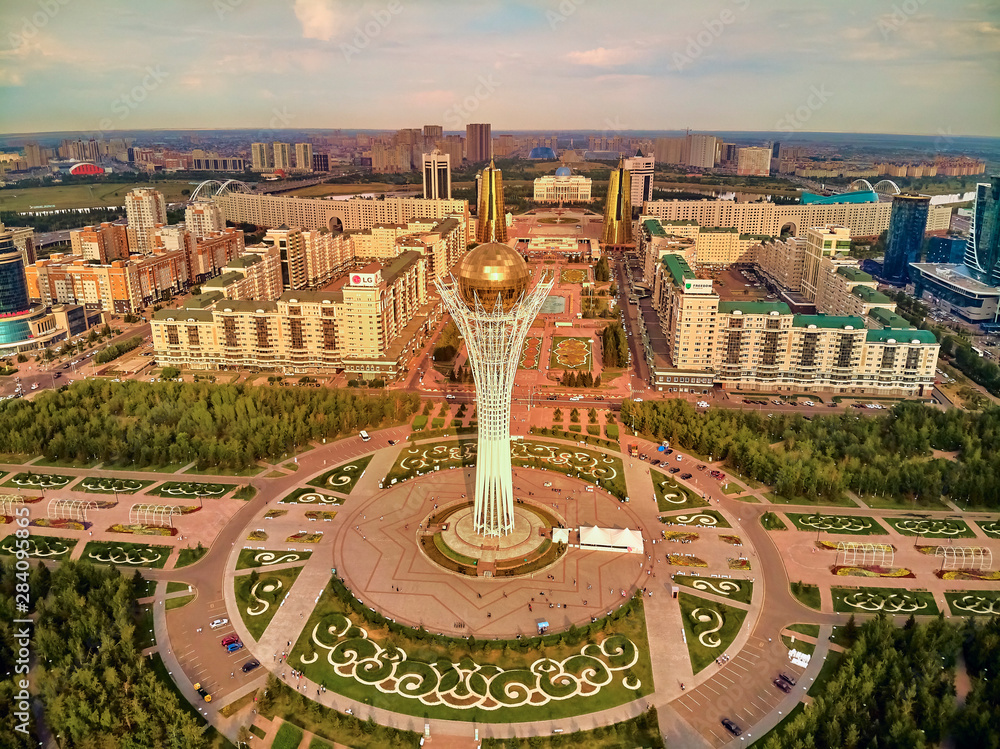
[
  {"left": 830, "top": 587, "right": 939, "bottom": 616},
  {"left": 512, "top": 440, "right": 627, "bottom": 500},
  {"left": 182, "top": 463, "right": 265, "bottom": 477},
  {"left": 782, "top": 634, "right": 815, "bottom": 656},
  {"left": 790, "top": 582, "right": 822, "bottom": 611},
  {"left": 166, "top": 594, "right": 195, "bottom": 610},
  {"left": 174, "top": 544, "right": 207, "bottom": 568},
  {"left": 787, "top": 623, "right": 820, "bottom": 638},
  {"left": 280, "top": 487, "right": 343, "bottom": 506},
  {"left": 944, "top": 590, "right": 1000, "bottom": 617},
  {"left": 72, "top": 476, "right": 155, "bottom": 494},
  {"left": 677, "top": 592, "right": 748, "bottom": 673},
  {"left": 0, "top": 535, "right": 77, "bottom": 561},
  {"left": 549, "top": 336, "right": 593, "bottom": 371},
  {"left": 652, "top": 470, "right": 709, "bottom": 512},
  {"left": 82, "top": 540, "right": 172, "bottom": 568},
  {"left": 786, "top": 512, "right": 888, "bottom": 536},
  {"left": 760, "top": 511, "right": 788, "bottom": 531},
  {"left": 102, "top": 460, "right": 190, "bottom": 474},
  {"left": 166, "top": 581, "right": 190, "bottom": 594},
  {"left": 150, "top": 481, "right": 234, "bottom": 499},
  {"left": 234, "top": 566, "right": 305, "bottom": 640},
  {"left": 808, "top": 650, "right": 844, "bottom": 696},
  {"left": 671, "top": 574, "right": 753, "bottom": 605},
  {"left": 976, "top": 519, "right": 1000, "bottom": 539},
  {"left": 3, "top": 471, "right": 74, "bottom": 490},
  {"left": 272, "top": 722, "right": 304, "bottom": 749},
  {"left": 385, "top": 439, "right": 477, "bottom": 484},
  {"left": 233, "top": 484, "right": 257, "bottom": 501},
  {"left": 289, "top": 579, "right": 653, "bottom": 723},
  {"left": 308, "top": 738, "right": 333, "bottom": 749},
  {"left": 307, "top": 455, "right": 373, "bottom": 495},
  {"left": 659, "top": 509, "right": 731, "bottom": 529},
  {"left": 0, "top": 180, "right": 198, "bottom": 211},
  {"left": 30, "top": 456, "right": 101, "bottom": 469},
  {"left": 721, "top": 482, "right": 744, "bottom": 495},
  {"left": 856, "top": 494, "right": 950, "bottom": 511},
  {"left": 481, "top": 708, "right": 663, "bottom": 749},
  {"left": 136, "top": 604, "right": 156, "bottom": 649},
  {"left": 884, "top": 516, "right": 976, "bottom": 539},
  {"left": 236, "top": 548, "right": 313, "bottom": 570},
  {"left": 763, "top": 490, "right": 856, "bottom": 508}
]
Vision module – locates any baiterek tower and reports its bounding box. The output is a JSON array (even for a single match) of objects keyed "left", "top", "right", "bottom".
[{"left": 435, "top": 244, "right": 553, "bottom": 536}]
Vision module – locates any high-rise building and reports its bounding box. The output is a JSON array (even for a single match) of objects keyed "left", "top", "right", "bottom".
[
  {"left": 466, "top": 123, "right": 492, "bottom": 163},
  {"left": 0, "top": 230, "right": 60, "bottom": 353},
  {"left": 25, "top": 143, "right": 46, "bottom": 169},
  {"left": 476, "top": 159, "right": 506, "bottom": 244},
  {"left": 251, "top": 143, "right": 270, "bottom": 171},
  {"left": 423, "top": 125, "right": 443, "bottom": 139},
  {"left": 438, "top": 134, "right": 465, "bottom": 167},
  {"left": 294, "top": 143, "right": 313, "bottom": 172},
  {"left": 624, "top": 152, "right": 654, "bottom": 208},
  {"left": 654, "top": 136, "right": 688, "bottom": 165},
  {"left": 422, "top": 149, "right": 451, "bottom": 200},
  {"left": 69, "top": 223, "right": 130, "bottom": 263},
  {"left": 273, "top": 142, "right": 292, "bottom": 171},
  {"left": 737, "top": 147, "right": 771, "bottom": 177},
  {"left": 185, "top": 201, "right": 225, "bottom": 239},
  {"left": 436, "top": 244, "right": 554, "bottom": 535},
  {"left": 687, "top": 134, "right": 720, "bottom": 169},
  {"left": 883, "top": 193, "right": 931, "bottom": 284},
  {"left": 964, "top": 176, "right": 1000, "bottom": 284},
  {"left": 124, "top": 187, "right": 167, "bottom": 254},
  {"left": 601, "top": 158, "right": 633, "bottom": 246},
  {"left": 312, "top": 153, "right": 330, "bottom": 172},
  {"left": 801, "top": 225, "right": 853, "bottom": 301},
  {"left": 493, "top": 134, "right": 516, "bottom": 157}
]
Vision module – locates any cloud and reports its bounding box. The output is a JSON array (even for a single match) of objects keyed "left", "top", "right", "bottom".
[
  {"left": 294, "top": 0, "right": 342, "bottom": 42},
  {"left": 565, "top": 47, "right": 638, "bottom": 67}
]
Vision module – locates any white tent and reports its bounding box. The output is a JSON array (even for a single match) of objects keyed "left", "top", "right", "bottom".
[
  {"left": 552, "top": 527, "right": 570, "bottom": 544},
  {"left": 579, "top": 526, "right": 644, "bottom": 555}
]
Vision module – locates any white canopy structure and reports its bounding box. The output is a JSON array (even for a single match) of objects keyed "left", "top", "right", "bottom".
[
  {"left": 579, "top": 526, "right": 644, "bottom": 554},
  {"left": 552, "top": 527, "right": 570, "bottom": 545}
]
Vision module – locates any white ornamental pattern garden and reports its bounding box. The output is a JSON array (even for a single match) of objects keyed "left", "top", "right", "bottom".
[
  {"left": 950, "top": 593, "right": 1000, "bottom": 615},
  {"left": 298, "top": 613, "right": 640, "bottom": 710},
  {"left": 841, "top": 590, "right": 931, "bottom": 614},
  {"left": 796, "top": 514, "right": 876, "bottom": 533}
]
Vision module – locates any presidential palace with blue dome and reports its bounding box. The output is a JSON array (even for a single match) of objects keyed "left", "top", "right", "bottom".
[{"left": 532, "top": 165, "right": 593, "bottom": 203}]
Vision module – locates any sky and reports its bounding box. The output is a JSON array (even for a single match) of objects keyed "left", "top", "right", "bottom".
[{"left": 0, "top": 0, "right": 997, "bottom": 137}]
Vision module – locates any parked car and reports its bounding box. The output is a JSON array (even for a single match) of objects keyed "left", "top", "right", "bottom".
[
  {"left": 194, "top": 683, "right": 212, "bottom": 702},
  {"left": 242, "top": 659, "right": 261, "bottom": 673},
  {"left": 773, "top": 677, "right": 792, "bottom": 693},
  {"left": 722, "top": 718, "right": 742, "bottom": 736},
  {"left": 209, "top": 618, "right": 228, "bottom": 629},
  {"left": 221, "top": 635, "right": 241, "bottom": 647},
  {"left": 226, "top": 641, "right": 244, "bottom": 653},
  {"left": 680, "top": 473, "right": 692, "bottom": 480},
  {"left": 668, "top": 467, "right": 680, "bottom": 474},
  {"left": 778, "top": 672, "right": 797, "bottom": 687}
]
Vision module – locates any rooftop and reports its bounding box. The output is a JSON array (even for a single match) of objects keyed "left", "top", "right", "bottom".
[
  {"left": 203, "top": 271, "right": 241, "bottom": 288},
  {"left": 851, "top": 286, "right": 894, "bottom": 304},
  {"left": 718, "top": 300, "right": 791, "bottom": 315},
  {"left": 183, "top": 292, "right": 224, "bottom": 309},
  {"left": 836, "top": 266, "right": 874, "bottom": 283},
  {"left": 868, "top": 308, "right": 913, "bottom": 329},
  {"left": 866, "top": 328, "right": 938, "bottom": 344},
  {"left": 800, "top": 190, "right": 878, "bottom": 205},
  {"left": 662, "top": 254, "right": 695, "bottom": 287},
  {"left": 792, "top": 314, "right": 866, "bottom": 330}
]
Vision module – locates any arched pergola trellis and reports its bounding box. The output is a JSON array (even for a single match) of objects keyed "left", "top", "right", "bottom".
[
  {"left": 0, "top": 495, "right": 26, "bottom": 517},
  {"left": 935, "top": 546, "right": 992, "bottom": 571},
  {"left": 129, "top": 504, "right": 179, "bottom": 528},
  {"left": 836, "top": 541, "right": 895, "bottom": 567},
  {"left": 47, "top": 498, "right": 97, "bottom": 522}
]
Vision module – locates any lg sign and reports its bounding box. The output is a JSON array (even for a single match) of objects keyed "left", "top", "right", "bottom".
[{"left": 351, "top": 274, "right": 377, "bottom": 287}]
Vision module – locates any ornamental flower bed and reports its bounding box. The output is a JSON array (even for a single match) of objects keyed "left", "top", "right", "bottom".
[
  {"left": 666, "top": 553, "right": 708, "bottom": 567},
  {"left": 937, "top": 569, "right": 1000, "bottom": 581},
  {"left": 832, "top": 565, "right": 915, "bottom": 578},
  {"left": 727, "top": 558, "right": 752, "bottom": 571},
  {"left": 720, "top": 535, "right": 743, "bottom": 546},
  {"left": 247, "top": 530, "right": 268, "bottom": 541},
  {"left": 32, "top": 518, "right": 86, "bottom": 531},
  {"left": 109, "top": 523, "right": 175, "bottom": 537},
  {"left": 305, "top": 511, "right": 337, "bottom": 521},
  {"left": 286, "top": 532, "right": 323, "bottom": 543},
  {"left": 662, "top": 531, "right": 699, "bottom": 543},
  {"left": 916, "top": 545, "right": 939, "bottom": 555},
  {"left": 264, "top": 509, "right": 288, "bottom": 519}
]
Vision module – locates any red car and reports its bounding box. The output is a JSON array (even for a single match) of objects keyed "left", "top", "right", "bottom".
[{"left": 221, "top": 634, "right": 241, "bottom": 647}]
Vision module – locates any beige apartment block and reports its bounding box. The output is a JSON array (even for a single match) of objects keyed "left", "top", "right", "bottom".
[
  {"left": 801, "top": 225, "right": 853, "bottom": 302},
  {"left": 152, "top": 251, "right": 432, "bottom": 379},
  {"left": 185, "top": 201, "right": 225, "bottom": 238},
  {"left": 125, "top": 188, "right": 167, "bottom": 254},
  {"left": 754, "top": 236, "right": 806, "bottom": 292},
  {"left": 69, "top": 222, "right": 130, "bottom": 263},
  {"left": 202, "top": 246, "right": 283, "bottom": 301}
]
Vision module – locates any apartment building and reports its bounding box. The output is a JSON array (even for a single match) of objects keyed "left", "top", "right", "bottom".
[
  {"left": 151, "top": 251, "right": 433, "bottom": 379},
  {"left": 202, "top": 246, "right": 283, "bottom": 301},
  {"left": 736, "top": 147, "right": 772, "bottom": 177},
  {"left": 262, "top": 227, "right": 353, "bottom": 290},
  {"left": 813, "top": 263, "right": 896, "bottom": 318},
  {"left": 185, "top": 201, "right": 225, "bottom": 238},
  {"left": 755, "top": 236, "right": 806, "bottom": 292},
  {"left": 69, "top": 222, "right": 130, "bottom": 263},
  {"left": 273, "top": 143, "right": 292, "bottom": 171},
  {"left": 801, "top": 225, "right": 853, "bottom": 302},
  {"left": 638, "top": 217, "right": 761, "bottom": 267},
  {"left": 124, "top": 188, "right": 167, "bottom": 253},
  {"left": 153, "top": 226, "right": 245, "bottom": 284},
  {"left": 294, "top": 143, "right": 313, "bottom": 172}
]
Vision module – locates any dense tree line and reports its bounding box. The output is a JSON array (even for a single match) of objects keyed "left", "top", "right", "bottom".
[
  {"left": 94, "top": 336, "right": 143, "bottom": 364},
  {"left": 0, "top": 560, "right": 209, "bottom": 748},
  {"left": 601, "top": 322, "right": 629, "bottom": 368},
  {"left": 765, "top": 614, "right": 1000, "bottom": 749},
  {"left": 0, "top": 380, "right": 419, "bottom": 470},
  {"left": 593, "top": 256, "right": 611, "bottom": 282},
  {"left": 621, "top": 398, "right": 1000, "bottom": 507}
]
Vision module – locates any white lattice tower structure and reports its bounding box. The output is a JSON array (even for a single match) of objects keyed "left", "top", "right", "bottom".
[{"left": 436, "top": 269, "right": 553, "bottom": 537}]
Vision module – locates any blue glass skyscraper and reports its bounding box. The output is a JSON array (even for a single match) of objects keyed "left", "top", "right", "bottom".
[
  {"left": 964, "top": 176, "right": 1000, "bottom": 285},
  {"left": 884, "top": 193, "right": 930, "bottom": 284}
]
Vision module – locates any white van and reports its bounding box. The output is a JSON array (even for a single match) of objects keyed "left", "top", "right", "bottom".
[{"left": 360, "top": 431, "right": 370, "bottom": 442}]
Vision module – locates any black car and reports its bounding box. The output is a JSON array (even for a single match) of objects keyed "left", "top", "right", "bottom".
[
  {"left": 665, "top": 449, "right": 673, "bottom": 455},
  {"left": 388, "top": 439, "right": 396, "bottom": 445},
  {"left": 680, "top": 473, "right": 692, "bottom": 480},
  {"left": 652, "top": 459, "right": 661, "bottom": 465},
  {"left": 778, "top": 671, "right": 797, "bottom": 686},
  {"left": 242, "top": 659, "right": 261, "bottom": 673},
  {"left": 668, "top": 467, "right": 680, "bottom": 474},
  {"left": 773, "top": 677, "right": 792, "bottom": 693},
  {"left": 722, "top": 718, "right": 742, "bottom": 736}
]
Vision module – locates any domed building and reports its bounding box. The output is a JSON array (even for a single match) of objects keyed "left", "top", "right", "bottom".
[
  {"left": 533, "top": 166, "right": 593, "bottom": 203},
  {"left": 527, "top": 146, "right": 556, "bottom": 160}
]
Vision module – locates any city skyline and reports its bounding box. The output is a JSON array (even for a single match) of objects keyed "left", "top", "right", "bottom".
[{"left": 1, "top": 0, "right": 998, "bottom": 137}]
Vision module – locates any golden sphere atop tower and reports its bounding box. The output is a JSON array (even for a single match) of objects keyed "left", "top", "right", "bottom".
[{"left": 453, "top": 242, "right": 530, "bottom": 312}]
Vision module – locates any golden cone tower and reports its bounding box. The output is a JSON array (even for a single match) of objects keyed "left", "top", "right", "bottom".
[
  {"left": 601, "top": 157, "right": 633, "bottom": 246},
  {"left": 476, "top": 159, "right": 507, "bottom": 244}
]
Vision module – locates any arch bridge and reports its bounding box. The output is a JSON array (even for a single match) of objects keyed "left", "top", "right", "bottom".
[{"left": 189, "top": 179, "right": 254, "bottom": 202}]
